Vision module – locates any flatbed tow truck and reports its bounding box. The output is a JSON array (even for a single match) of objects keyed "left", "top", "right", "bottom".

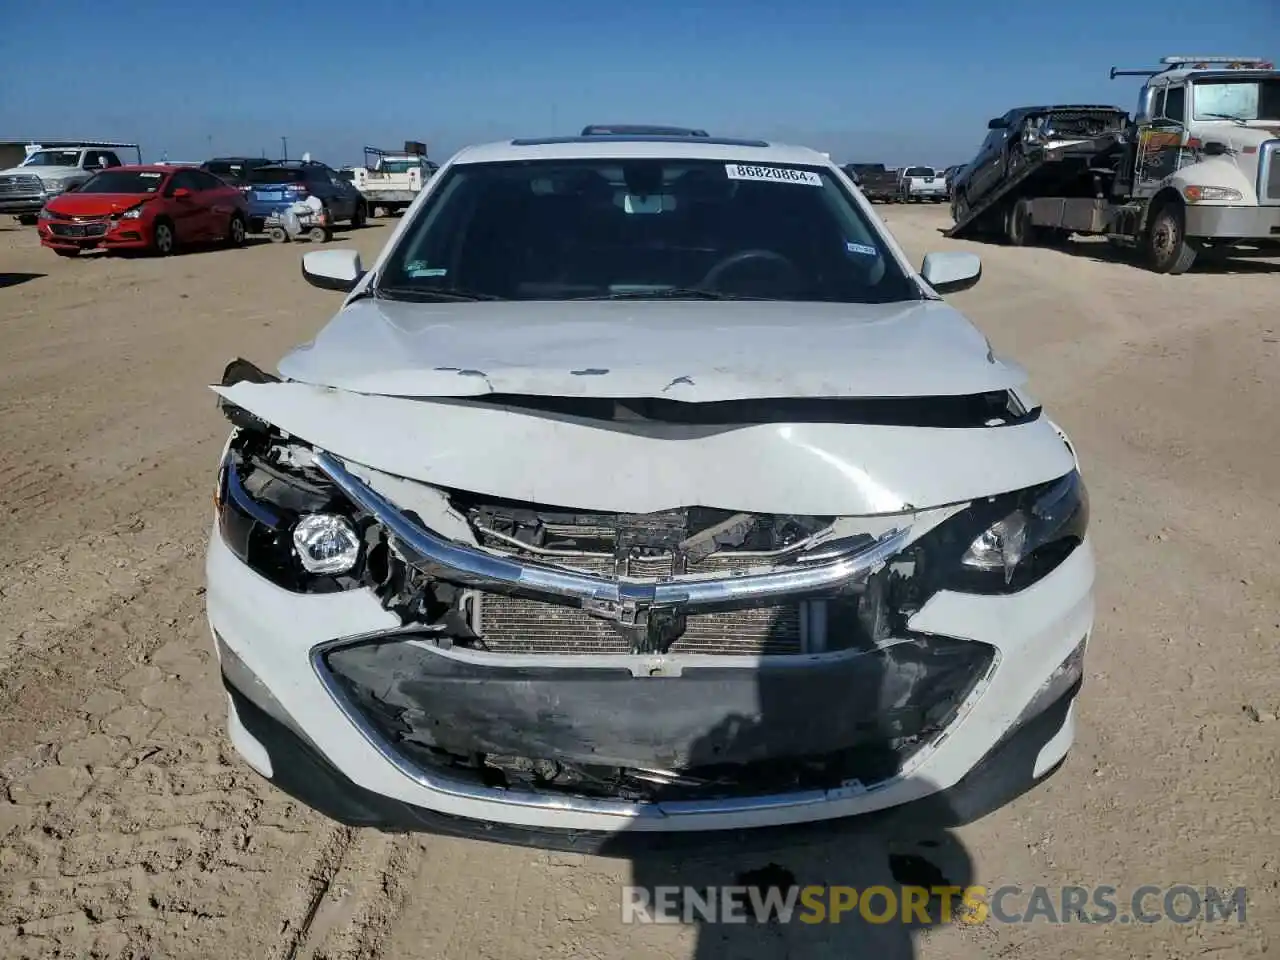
[{"left": 946, "top": 56, "right": 1280, "bottom": 273}]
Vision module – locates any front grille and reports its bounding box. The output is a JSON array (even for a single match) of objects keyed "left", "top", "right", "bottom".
[
  {"left": 49, "top": 221, "right": 107, "bottom": 238},
  {"left": 0, "top": 174, "right": 43, "bottom": 197},
  {"left": 1265, "top": 142, "right": 1280, "bottom": 203}
]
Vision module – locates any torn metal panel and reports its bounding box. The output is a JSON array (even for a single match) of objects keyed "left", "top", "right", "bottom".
[
  {"left": 273, "top": 298, "right": 1027, "bottom": 402},
  {"left": 212, "top": 381, "right": 1076, "bottom": 515}
]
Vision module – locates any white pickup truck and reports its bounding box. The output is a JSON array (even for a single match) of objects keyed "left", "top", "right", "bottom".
[
  {"left": 0, "top": 142, "right": 141, "bottom": 223},
  {"left": 350, "top": 144, "right": 439, "bottom": 216},
  {"left": 899, "top": 166, "right": 949, "bottom": 203}
]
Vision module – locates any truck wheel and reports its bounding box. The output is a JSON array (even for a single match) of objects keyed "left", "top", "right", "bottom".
[
  {"left": 1144, "top": 202, "right": 1197, "bottom": 275},
  {"left": 952, "top": 193, "right": 970, "bottom": 225},
  {"left": 1005, "top": 200, "right": 1042, "bottom": 246},
  {"left": 351, "top": 202, "right": 367, "bottom": 229}
]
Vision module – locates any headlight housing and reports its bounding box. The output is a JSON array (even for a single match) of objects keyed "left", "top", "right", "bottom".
[
  {"left": 903, "top": 471, "right": 1089, "bottom": 599},
  {"left": 120, "top": 204, "right": 144, "bottom": 220},
  {"left": 41, "top": 178, "right": 72, "bottom": 194},
  {"left": 37, "top": 207, "right": 55, "bottom": 221},
  {"left": 1182, "top": 184, "right": 1243, "bottom": 203}
]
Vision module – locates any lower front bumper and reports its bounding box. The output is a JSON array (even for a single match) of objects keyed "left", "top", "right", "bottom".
[
  {"left": 206, "top": 526, "right": 1095, "bottom": 834},
  {"left": 0, "top": 197, "right": 48, "bottom": 215},
  {"left": 1184, "top": 203, "right": 1280, "bottom": 239},
  {"left": 223, "top": 667, "right": 1079, "bottom": 852}
]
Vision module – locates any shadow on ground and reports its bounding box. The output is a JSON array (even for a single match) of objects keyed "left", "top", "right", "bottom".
[{"left": 0, "top": 272, "right": 45, "bottom": 288}]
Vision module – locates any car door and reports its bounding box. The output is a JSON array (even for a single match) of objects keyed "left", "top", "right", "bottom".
[
  {"left": 967, "top": 116, "right": 1013, "bottom": 201},
  {"left": 192, "top": 169, "right": 233, "bottom": 236},
  {"left": 1134, "top": 83, "right": 1187, "bottom": 198},
  {"left": 164, "top": 170, "right": 205, "bottom": 241},
  {"left": 324, "top": 166, "right": 357, "bottom": 219}
]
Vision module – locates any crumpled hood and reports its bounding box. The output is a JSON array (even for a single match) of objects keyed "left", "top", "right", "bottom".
[{"left": 277, "top": 298, "right": 1026, "bottom": 402}]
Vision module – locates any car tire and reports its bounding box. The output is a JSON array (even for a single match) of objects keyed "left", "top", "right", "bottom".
[
  {"left": 351, "top": 202, "right": 367, "bottom": 229},
  {"left": 151, "top": 219, "right": 176, "bottom": 257},
  {"left": 17, "top": 214, "right": 37, "bottom": 226},
  {"left": 1143, "top": 201, "right": 1197, "bottom": 275},
  {"left": 952, "top": 193, "right": 971, "bottom": 225},
  {"left": 226, "top": 213, "right": 247, "bottom": 248}
]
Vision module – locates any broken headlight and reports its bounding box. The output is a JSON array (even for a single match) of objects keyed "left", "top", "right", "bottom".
[
  {"left": 903, "top": 471, "right": 1088, "bottom": 600},
  {"left": 215, "top": 431, "right": 378, "bottom": 593},
  {"left": 956, "top": 471, "right": 1087, "bottom": 593}
]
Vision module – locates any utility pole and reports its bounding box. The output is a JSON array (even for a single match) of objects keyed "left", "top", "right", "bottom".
[{"left": 281, "top": 136, "right": 288, "bottom": 161}]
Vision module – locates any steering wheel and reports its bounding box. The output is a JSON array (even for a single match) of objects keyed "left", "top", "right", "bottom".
[{"left": 698, "top": 248, "right": 803, "bottom": 293}]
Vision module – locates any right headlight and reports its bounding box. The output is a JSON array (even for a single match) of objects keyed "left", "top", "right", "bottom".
[
  {"left": 959, "top": 471, "right": 1088, "bottom": 588},
  {"left": 904, "top": 470, "right": 1089, "bottom": 599}
]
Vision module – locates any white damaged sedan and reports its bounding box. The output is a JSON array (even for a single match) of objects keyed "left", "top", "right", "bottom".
[{"left": 207, "top": 133, "right": 1095, "bottom": 845}]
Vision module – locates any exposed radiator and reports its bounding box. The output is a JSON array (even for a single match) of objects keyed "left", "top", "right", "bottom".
[{"left": 473, "top": 593, "right": 804, "bottom": 656}]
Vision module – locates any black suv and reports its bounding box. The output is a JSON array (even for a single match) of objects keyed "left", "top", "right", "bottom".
[
  {"left": 201, "top": 157, "right": 276, "bottom": 190},
  {"left": 950, "top": 105, "right": 1128, "bottom": 222}
]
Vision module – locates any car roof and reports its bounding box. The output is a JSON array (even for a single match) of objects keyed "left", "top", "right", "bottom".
[
  {"left": 101, "top": 164, "right": 181, "bottom": 173},
  {"left": 451, "top": 136, "right": 831, "bottom": 167}
]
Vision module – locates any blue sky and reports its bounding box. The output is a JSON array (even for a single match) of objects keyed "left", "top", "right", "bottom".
[{"left": 2, "top": 0, "right": 1276, "bottom": 168}]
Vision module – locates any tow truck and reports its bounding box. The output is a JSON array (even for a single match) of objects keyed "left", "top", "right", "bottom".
[
  {"left": 946, "top": 56, "right": 1280, "bottom": 274},
  {"left": 349, "top": 142, "right": 438, "bottom": 216}
]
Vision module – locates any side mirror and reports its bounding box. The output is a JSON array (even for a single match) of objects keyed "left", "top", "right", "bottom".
[
  {"left": 920, "top": 251, "right": 982, "bottom": 294},
  {"left": 63, "top": 182, "right": 80, "bottom": 193},
  {"left": 302, "top": 249, "right": 364, "bottom": 292},
  {"left": 987, "top": 117, "right": 1009, "bottom": 130},
  {"left": 173, "top": 187, "right": 193, "bottom": 199}
]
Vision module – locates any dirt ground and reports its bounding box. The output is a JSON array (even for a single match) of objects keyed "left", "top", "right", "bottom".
[{"left": 0, "top": 205, "right": 1276, "bottom": 960}]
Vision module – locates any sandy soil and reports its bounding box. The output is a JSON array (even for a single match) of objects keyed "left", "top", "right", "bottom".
[{"left": 0, "top": 206, "right": 1276, "bottom": 960}]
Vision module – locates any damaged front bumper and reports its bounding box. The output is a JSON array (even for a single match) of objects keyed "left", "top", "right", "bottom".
[{"left": 207, "top": 487, "right": 1094, "bottom": 834}]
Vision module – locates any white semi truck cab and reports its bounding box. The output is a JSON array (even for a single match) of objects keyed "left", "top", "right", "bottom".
[{"left": 1113, "top": 55, "right": 1280, "bottom": 264}]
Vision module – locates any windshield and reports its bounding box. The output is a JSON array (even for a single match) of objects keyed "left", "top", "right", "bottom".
[
  {"left": 378, "top": 159, "right": 420, "bottom": 174},
  {"left": 22, "top": 150, "right": 80, "bottom": 167},
  {"left": 77, "top": 170, "right": 167, "bottom": 194},
  {"left": 248, "top": 167, "right": 306, "bottom": 184},
  {"left": 1193, "top": 78, "right": 1280, "bottom": 121},
  {"left": 377, "top": 158, "right": 917, "bottom": 303},
  {"left": 905, "top": 166, "right": 935, "bottom": 177}
]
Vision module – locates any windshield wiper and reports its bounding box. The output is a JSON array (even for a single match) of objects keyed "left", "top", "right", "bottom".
[
  {"left": 572, "top": 288, "right": 766, "bottom": 301},
  {"left": 377, "top": 285, "right": 505, "bottom": 302},
  {"left": 1200, "top": 112, "right": 1249, "bottom": 124}
]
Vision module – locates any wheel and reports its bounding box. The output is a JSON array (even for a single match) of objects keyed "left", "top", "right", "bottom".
[
  {"left": 17, "top": 214, "right": 37, "bottom": 226},
  {"left": 268, "top": 226, "right": 288, "bottom": 243},
  {"left": 226, "top": 213, "right": 246, "bottom": 247},
  {"left": 1005, "top": 199, "right": 1043, "bottom": 246},
  {"left": 350, "top": 202, "right": 367, "bottom": 229},
  {"left": 307, "top": 226, "right": 329, "bottom": 243},
  {"left": 151, "top": 219, "right": 176, "bottom": 256},
  {"left": 952, "top": 193, "right": 971, "bottom": 225},
  {"left": 53, "top": 248, "right": 79, "bottom": 258},
  {"left": 1143, "top": 202, "right": 1197, "bottom": 274}
]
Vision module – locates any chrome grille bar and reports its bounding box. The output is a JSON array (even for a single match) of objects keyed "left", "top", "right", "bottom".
[{"left": 313, "top": 451, "right": 911, "bottom": 620}]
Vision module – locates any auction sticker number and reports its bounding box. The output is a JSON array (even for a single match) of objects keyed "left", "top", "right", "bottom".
[{"left": 725, "top": 164, "right": 822, "bottom": 186}]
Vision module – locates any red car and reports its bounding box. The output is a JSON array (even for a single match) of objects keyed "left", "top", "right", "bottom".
[{"left": 38, "top": 165, "right": 248, "bottom": 257}]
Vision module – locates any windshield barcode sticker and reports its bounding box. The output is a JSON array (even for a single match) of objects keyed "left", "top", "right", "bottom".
[{"left": 725, "top": 164, "right": 822, "bottom": 186}]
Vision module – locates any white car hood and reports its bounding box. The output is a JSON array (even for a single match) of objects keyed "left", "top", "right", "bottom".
[
  {"left": 215, "top": 293, "right": 1074, "bottom": 514},
  {"left": 276, "top": 298, "right": 1025, "bottom": 402}
]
